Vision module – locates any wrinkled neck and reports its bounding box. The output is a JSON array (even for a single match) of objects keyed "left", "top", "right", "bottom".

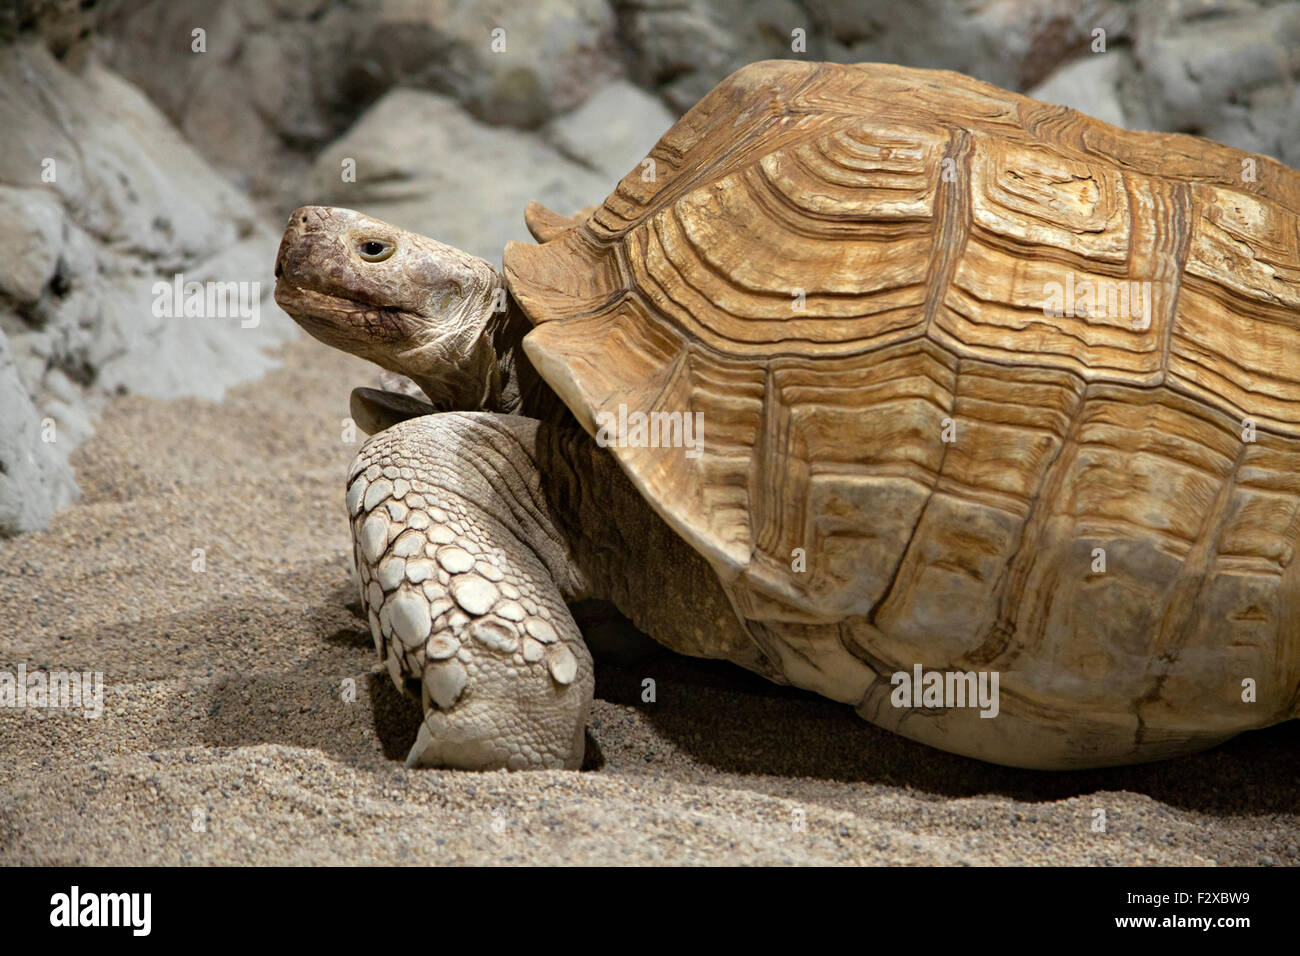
[
  {"left": 404, "top": 284, "right": 569, "bottom": 423},
  {"left": 491, "top": 296, "right": 572, "bottom": 423}
]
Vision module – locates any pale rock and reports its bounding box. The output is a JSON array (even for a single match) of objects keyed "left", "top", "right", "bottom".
[
  {"left": 544, "top": 80, "right": 677, "bottom": 184},
  {"left": 308, "top": 89, "right": 609, "bottom": 262}
]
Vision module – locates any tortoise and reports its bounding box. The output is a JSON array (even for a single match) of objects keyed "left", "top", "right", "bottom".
[{"left": 273, "top": 60, "right": 1300, "bottom": 771}]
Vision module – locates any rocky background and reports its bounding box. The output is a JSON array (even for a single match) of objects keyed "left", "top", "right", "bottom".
[{"left": 1, "top": 0, "right": 1298, "bottom": 537}]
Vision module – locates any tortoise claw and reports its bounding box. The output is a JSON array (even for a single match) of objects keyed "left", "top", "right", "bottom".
[{"left": 350, "top": 387, "right": 441, "bottom": 435}]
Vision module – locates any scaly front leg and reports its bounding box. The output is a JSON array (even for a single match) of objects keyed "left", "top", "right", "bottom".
[{"left": 347, "top": 412, "right": 594, "bottom": 770}]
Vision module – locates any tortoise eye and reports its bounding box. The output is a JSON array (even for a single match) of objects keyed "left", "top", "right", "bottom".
[{"left": 358, "top": 239, "right": 394, "bottom": 262}]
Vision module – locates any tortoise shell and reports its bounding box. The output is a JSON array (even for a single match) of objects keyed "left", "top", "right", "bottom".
[{"left": 503, "top": 60, "right": 1300, "bottom": 765}]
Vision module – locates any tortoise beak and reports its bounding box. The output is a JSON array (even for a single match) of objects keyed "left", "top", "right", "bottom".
[
  {"left": 274, "top": 206, "right": 397, "bottom": 309},
  {"left": 274, "top": 206, "right": 325, "bottom": 288},
  {"left": 273, "top": 207, "right": 338, "bottom": 330}
]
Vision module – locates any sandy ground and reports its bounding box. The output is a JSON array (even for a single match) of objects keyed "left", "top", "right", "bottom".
[{"left": 1, "top": 336, "right": 1297, "bottom": 866}]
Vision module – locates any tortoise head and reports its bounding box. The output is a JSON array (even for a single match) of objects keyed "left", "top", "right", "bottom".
[{"left": 274, "top": 206, "right": 507, "bottom": 410}]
